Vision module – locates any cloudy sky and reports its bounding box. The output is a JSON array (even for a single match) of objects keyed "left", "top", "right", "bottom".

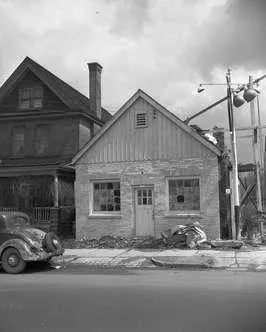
[{"left": 1, "top": 0, "right": 266, "bottom": 162}]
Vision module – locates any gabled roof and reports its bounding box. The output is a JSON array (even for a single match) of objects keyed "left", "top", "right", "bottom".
[
  {"left": 71, "top": 89, "right": 221, "bottom": 165},
  {"left": 0, "top": 57, "right": 112, "bottom": 123}
]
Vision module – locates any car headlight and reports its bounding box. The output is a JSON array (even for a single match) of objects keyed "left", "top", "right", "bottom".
[{"left": 52, "top": 238, "right": 59, "bottom": 247}]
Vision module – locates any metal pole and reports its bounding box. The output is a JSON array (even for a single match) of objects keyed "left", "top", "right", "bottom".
[
  {"left": 249, "top": 76, "right": 264, "bottom": 240},
  {"left": 256, "top": 96, "right": 264, "bottom": 168},
  {"left": 226, "top": 69, "right": 240, "bottom": 240},
  {"left": 256, "top": 95, "right": 265, "bottom": 240}
]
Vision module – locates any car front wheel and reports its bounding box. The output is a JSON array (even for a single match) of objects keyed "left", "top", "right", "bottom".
[{"left": 1, "top": 247, "right": 27, "bottom": 274}]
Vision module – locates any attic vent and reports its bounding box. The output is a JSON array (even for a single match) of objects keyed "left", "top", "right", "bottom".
[{"left": 136, "top": 113, "right": 148, "bottom": 128}]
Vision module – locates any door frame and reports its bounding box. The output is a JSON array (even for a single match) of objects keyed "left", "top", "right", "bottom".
[{"left": 133, "top": 185, "right": 155, "bottom": 236}]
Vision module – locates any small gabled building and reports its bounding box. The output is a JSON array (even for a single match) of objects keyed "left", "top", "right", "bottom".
[
  {"left": 71, "top": 89, "right": 222, "bottom": 240},
  {"left": 0, "top": 57, "right": 112, "bottom": 236}
]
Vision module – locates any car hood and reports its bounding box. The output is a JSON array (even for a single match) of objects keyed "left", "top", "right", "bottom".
[{"left": 8, "top": 227, "right": 46, "bottom": 243}]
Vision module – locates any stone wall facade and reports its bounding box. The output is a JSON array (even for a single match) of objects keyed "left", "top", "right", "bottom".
[{"left": 75, "top": 156, "right": 220, "bottom": 240}]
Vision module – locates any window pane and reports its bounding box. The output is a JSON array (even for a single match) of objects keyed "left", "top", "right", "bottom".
[
  {"left": 20, "top": 100, "right": 31, "bottom": 109},
  {"left": 114, "top": 197, "right": 120, "bottom": 204},
  {"left": 13, "top": 141, "right": 25, "bottom": 155},
  {"left": 13, "top": 127, "right": 25, "bottom": 155},
  {"left": 93, "top": 182, "right": 120, "bottom": 212},
  {"left": 33, "top": 99, "right": 42, "bottom": 108},
  {"left": 184, "top": 179, "right": 192, "bottom": 187},
  {"left": 114, "top": 189, "right": 120, "bottom": 196},
  {"left": 20, "top": 88, "right": 31, "bottom": 99},
  {"left": 19, "top": 87, "right": 43, "bottom": 109},
  {"left": 169, "top": 178, "right": 200, "bottom": 211},
  {"left": 34, "top": 87, "right": 43, "bottom": 98},
  {"left": 35, "top": 125, "right": 49, "bottom": 155}
]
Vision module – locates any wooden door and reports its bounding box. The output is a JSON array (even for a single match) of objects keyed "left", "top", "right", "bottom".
[{"left": 135, "top": 187, "right": 154, "bottom": 236}]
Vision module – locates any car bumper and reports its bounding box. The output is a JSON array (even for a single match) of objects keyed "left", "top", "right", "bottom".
[{"left": 24, "top": 248, "right": 65, "bottom": 262}]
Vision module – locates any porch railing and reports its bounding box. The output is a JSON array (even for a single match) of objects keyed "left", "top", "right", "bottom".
[
  {"left": 0, "top": 206, "right": 75, "bottom": 237},
  {"left": 32, "top": 207, "right": 51, "bottom": 223},
  {"left": 0, "top": 207, "right": 50, "bottom": 223}
]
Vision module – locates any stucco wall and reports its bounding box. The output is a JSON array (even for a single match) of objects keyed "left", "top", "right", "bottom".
[{"left": 75, "top": 156, "right": 220, "bottom": 240}]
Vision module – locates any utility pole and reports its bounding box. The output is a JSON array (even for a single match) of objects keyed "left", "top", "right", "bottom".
[
  {"left": 249, "top": 76, "right": 264, "bottom": 239},
  {"left": 226, "top": 69, "right": 240, "bottom": 240},
  {"left": 193, "top": 72, "right": 266, "bottom": 240}
]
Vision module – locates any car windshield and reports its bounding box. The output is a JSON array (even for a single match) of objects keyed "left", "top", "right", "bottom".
[{"left": 8, "top": 216, "right": 30, "bottom": 228}]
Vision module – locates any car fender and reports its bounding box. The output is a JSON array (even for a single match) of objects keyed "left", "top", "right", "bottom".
[{"left": 0, "top": 239, "right": 33, "bottom": 261}]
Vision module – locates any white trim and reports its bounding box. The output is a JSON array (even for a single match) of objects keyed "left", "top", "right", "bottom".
[
  {"left": 133, "top": 184, "right": 155, "bottom": 236},
  {"left": 89, "top": 179, "right": 121, "bottom": 216}
]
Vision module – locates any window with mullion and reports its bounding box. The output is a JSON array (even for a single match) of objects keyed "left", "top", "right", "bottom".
[
  {"left": 169, "top": 178, "right": 200, "bottom": 211},
  {"left": 35, "top": 125, "right": 49, "bottom": 155},
  {"left": 19, "top": 86, "right": 43, "bottom": 109},
  {"left": 93, "top": 181, "right": 120, "bottom": 213},
  {"left": 12, "top": 126, "right": 25, "bottom": 155}
]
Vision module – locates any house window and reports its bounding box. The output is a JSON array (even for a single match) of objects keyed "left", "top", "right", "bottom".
[
  {"left": 169, "top": 178, "right": 200, "bottom": 211},
  {"left": 12, "top": 126, "right": 25, "bottom": 155},
  {"left": 137, "top": 189, "right": 153, "bottom": 205},
  {"left": 35, "top": 125, "right": 49, "bottom": 155},
  {"left": 135, "top": 113, "right": 147, "bottom": 128},
  {"left": 93, "top": 181, "right": 120, "bottom": 212},
  {"left": 19, "top": 86, "right": 43, "bottom": 109}
]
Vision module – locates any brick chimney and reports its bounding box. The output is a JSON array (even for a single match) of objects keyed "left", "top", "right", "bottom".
[{"left": 88, "top": 62, "right": 102, "bottom": 120}]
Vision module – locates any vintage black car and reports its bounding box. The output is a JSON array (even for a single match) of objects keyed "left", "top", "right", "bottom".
[{"left": 0, "top": 211, "right": 64, "bottom": 274}]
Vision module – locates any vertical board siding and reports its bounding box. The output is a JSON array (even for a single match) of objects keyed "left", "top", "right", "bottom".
[{"left": 84, "top": 97, "right": 214, "bottom": 163}]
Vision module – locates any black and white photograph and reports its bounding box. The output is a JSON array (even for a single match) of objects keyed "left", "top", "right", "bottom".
[{"left": 1, "top": 0, "right": 266, "bottom": 331}]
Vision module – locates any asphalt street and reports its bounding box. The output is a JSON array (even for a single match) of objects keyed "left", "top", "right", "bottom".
[{"left": 1, "top": 264, "right": 266, "bottom": 332}]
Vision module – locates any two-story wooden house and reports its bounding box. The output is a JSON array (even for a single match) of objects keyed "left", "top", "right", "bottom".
[{"left": 0, "top": 57, "right": 112, "bottom": 236}]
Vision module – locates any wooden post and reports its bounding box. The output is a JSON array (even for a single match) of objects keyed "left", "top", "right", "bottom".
[
  {"left": 54, "top": 174, "right": 59, "bottom": 208},
  {"left": 227, "top": 69, "right": 240, "bottom": 240},
  {"left": 249, "top": 76, "right": 264, "bottom": 240}
]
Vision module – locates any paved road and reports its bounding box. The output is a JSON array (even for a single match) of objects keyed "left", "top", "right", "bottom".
[{"left": 1, "top": 265, "right": 266, "bottom": 332}]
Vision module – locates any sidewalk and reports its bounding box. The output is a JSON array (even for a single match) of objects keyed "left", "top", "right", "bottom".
[{"left": 53, "top": 247, "right": 266, "bottom": 271}]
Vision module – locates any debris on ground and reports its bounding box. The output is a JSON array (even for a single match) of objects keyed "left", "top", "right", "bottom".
[
  {"left": 161, "top": 222, "right": 207, "bottom": 249},
  {"left": 98, "top": 235, "right": 130, "bottom": 248},
  {"left": 62, "top": 235, "right": 164, "bottom": 249},
  {"left": 209, "top": 240, "right": 243, "bottom": 249},
  {"left": 61, "top": 223, "right": 247, "bottom": 250},
  {"left": 130, "top": 236, "right": 164, "bottom": 249}
]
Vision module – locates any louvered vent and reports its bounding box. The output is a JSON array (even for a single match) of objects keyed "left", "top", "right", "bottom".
[{"left": 136, "top": 113, "right": 147, "bottom": 128}]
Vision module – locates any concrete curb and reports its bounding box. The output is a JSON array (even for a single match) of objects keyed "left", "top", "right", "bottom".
[{"left": 52, "top": 248, "right": 266, "bottom": 271}]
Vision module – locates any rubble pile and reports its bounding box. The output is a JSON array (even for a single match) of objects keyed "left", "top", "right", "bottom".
[
  {"left": 62, "top": 222, "right": 244, "bottom": 250},
  {"left": 130, "top": 236, "right": 164, "bottom": 249},
  {"left": 161, "top": 222, "right": 208, "bottom": 249},
  {"left": 63, "top": 235, "right": 164, "bottom": 249},
  {"left": 98, "top": 235, "right": 130, "bottom": 248}
]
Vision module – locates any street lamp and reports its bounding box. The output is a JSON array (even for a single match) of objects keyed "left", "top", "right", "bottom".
[{"left": 197, "top": 69, "right": 259, "bottom": 240}]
